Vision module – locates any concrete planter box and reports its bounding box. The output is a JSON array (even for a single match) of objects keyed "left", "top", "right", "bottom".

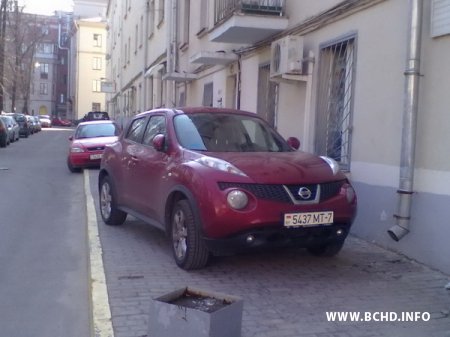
[{"left": 148, "top": 287, "right": 243, "bottom": 337}]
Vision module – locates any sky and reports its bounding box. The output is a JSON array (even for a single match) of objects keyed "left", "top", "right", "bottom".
[{"left": 19, "top": 0, "right": 74, "bottom": 16}]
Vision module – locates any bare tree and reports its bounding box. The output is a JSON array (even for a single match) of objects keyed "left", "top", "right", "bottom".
[
  {"left": 3, "top": 2, "right": 47, "bottom": 113},
  {"left": 0, "top": 0, "right": 8, "bottom": 111}
]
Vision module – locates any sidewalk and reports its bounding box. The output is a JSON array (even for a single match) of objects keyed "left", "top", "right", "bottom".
[{"left": 87, "top": 170, "right": 450, "bottom": 337}]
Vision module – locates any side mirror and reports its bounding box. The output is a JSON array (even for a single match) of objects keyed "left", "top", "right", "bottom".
[
  {"left": 152, "top": 134, "right": 165, "bottom": 151},
  {"left": 287, "top": 137, "right": 300, "bottom": 150}
]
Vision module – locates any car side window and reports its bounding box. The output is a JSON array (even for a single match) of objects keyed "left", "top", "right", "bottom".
[
  {"left": 125, "top": 117, "right": 147, "bottom": 143},
  {"left": 142, "top": 115, "right": 166, "bottom": 146}
]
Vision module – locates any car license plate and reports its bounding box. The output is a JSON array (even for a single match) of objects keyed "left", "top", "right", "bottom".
[
  {"left": 284, "top": 211, "right": 334, "bottom": 227},
  {"left": 90, "top": 154, "right": 103, "bottom": 160}
]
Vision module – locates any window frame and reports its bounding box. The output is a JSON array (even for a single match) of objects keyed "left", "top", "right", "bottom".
[{"left": 315, "top": 32, "right": 357, "bottom": 172}]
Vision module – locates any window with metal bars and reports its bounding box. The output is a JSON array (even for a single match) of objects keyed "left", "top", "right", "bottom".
[
  {"left": 203, "top": 82, "right": 214, "bottom": 107},
  {"left": 257, "top": 63, "right": 278, "bottom": 127},
  {"left": 315, "top": 36, "right": 356, "bottom": 171}
]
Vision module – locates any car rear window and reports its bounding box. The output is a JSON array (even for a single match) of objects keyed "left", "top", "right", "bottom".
[
  {"left": 75, "top": 123, "right": 119, "bottom": 139},
  {"left": 86, "top": 111, "right": 110, "bottom": 120}
]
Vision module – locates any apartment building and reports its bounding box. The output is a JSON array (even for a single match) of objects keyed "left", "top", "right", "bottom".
[
  {"left": 68, "top": 0, "right": 108, "bottom": 121},
  {"left": 105, "top": 0, "right": 450, "bottom": 274}
]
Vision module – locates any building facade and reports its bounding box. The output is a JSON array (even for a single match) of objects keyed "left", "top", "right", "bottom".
[
  {"left": 67, "top": 0, "right": 108, "bottom": 121},
  {"left": 69, "top": 19, "right": 107, "bottom": 120},
  {"left": 2, "top": 11, "right": 70, "bottom": 117},
  {"left": 105, "top": 0, "right": 450, "bottom": 274}
]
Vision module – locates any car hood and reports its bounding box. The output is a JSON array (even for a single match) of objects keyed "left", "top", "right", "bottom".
[
  {"left": 209, "top": 151, "right": 343, "bottom": 184},
  {"left": 72, "top": 136, "right": 118, "bottom": 147}
]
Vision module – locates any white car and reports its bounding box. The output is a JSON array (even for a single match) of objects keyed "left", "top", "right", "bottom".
[{"left": 38, "top": 115, "right": 52, "bottom": 128}]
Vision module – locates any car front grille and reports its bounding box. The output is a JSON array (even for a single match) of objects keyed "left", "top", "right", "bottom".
[
  {"left": 87, "top": 146, "right": 105, "bottom": 151},
  {"left": 218, "top": 180, "right": 345, "bottom": 204}
]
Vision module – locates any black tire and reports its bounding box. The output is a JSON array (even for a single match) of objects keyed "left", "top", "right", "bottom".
[
  {"left": 67, "top": 158, "right": 81, "bottom": 173},
  {"left": 99, "top": 175, "right": 127, "bottom": 226},
  {"left": 0, "top": 137, "right": 6, "bottom": 147},
  {"left": 171, "top": 199, "right": 209, "bottom": 270},
  {"left": 307, "top": 241, "right": 345, "bottom": 257}
]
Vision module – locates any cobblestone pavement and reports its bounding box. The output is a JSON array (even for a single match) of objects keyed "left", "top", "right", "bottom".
[{"left": 89, "top": 171, "right": 450, "bottom": 337}]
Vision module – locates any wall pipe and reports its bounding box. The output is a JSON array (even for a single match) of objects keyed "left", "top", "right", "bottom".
[{"left": 388, "top": 0, "right": 423, "bottom": 241}]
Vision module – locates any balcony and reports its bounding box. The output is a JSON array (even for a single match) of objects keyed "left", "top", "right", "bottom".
[{"left": 210, "top": 0, "right": 288, "bottom": 44}]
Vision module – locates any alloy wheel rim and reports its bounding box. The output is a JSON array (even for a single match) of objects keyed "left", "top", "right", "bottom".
[
  {"left": 172, "top": 209, "right": 188, "bottom": 260},
  {"left": 100, "top": 182, "right": 112, "bottom": 219}
]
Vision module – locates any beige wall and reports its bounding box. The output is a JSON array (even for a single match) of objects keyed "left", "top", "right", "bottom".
[{"left": 74, "top": 20, "right": 107, "bottom": 119}]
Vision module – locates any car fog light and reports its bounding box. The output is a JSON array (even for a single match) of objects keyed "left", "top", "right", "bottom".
[
  {"left": 246, "top": 235, "right": 255, "bottom": 244},
  {"left": 336, "top": 229, "right": 344, "bottom": 236},
  {"left": 345, "top": 186, "right": 356, "bottom": 203},
  {"left": 227, "top": 190, "right": 248, "bottom": 210}
]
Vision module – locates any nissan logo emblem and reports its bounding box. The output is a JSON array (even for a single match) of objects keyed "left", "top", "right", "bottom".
[{"left": 298, "top": 187, "right": 312, "bottom": 200}]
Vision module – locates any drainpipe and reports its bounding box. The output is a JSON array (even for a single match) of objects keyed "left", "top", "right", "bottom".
[
  {"left": 143, "top": 1, "right": 150, "bottom": 110},
  {"left": 166, "top": 0, "right": 178, "bottom": 107},
  {"left": 387, "top": 0, "right": 423, "bottom": 241}
]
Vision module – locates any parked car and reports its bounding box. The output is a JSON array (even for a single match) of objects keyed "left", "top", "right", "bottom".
[
  {"left": 9, "top": 113, "right": 32, "bottom": 137},
  {"left": 38, "top": 115, "right": 52, "bottom": 127},
  {"left": 98, "top": 107, "right": 357, "bottom": 270},
  {"left": 0, "top": 116, "right": 9, "bottom": 147},
  {"left": 67, "top": 120, "right": 121, "bottom": 172},
  {"left": 26, "top": 115, "right": 37, "bottom": 134},
  {"left": 52, "top": 117, "right": 72, "bottom": 127},
  {"left": 0, "top": 115, "right": 20, "bottom": 142},
  {"left": 84, "top": 111, "right": 110, "bottom": 121},
  {"left": 32, "top": 116, "right": 42, "bottom": 132}
]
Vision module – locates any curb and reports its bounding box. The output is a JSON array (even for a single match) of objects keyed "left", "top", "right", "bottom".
[{"left": 84, "top": 170, "right": 115, "bottom": 337}]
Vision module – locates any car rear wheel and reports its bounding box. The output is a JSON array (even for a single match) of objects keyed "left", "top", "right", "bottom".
[
  {"left": 171, "top": 199, "right": 209, "bottom": 270},
  {"left": 307, "top": 241, "right": 345, "bottom": 257},
  {"left": 99, "top": 175, "right": 127, "bottom": 226}
]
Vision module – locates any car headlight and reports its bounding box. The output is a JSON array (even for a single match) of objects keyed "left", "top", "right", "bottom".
[
  {"left": 320, "top": 156, "right": 340, "bottom": 175},
  {"left": 70, "top": 147, "right": 85, "bottom": 153},
  {"left": 196, "top": 156, "right": 247, "bottom": 177},
  {"left": 227, "top": 190, "right": 248, "bottom": 210}
]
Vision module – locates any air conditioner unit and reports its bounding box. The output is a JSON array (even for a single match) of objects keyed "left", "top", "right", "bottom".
[{"left": 270, "top": 35, "right": 303, "bottom": 78}]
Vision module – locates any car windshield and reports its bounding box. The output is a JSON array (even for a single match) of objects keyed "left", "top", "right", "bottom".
[
  {"left": 75, "top": 123, "right": 119, "bottom": 139},
  {"left": 174, "top": 113, "right": 291, "bottom": 152}
]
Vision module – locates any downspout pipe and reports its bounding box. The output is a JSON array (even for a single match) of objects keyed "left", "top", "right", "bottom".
[{"left": 388, "top": 0, "right": 423, "bottom": 241}]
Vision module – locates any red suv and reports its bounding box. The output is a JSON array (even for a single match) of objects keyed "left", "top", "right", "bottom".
[{"left": 98, "top": 108, "right": 357, "bottom": 270}]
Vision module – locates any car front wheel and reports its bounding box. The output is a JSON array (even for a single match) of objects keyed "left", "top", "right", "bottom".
[
  {"left": 99, "top": 175, "right": 127, "bottom": 226},
  {"left": 171, "top": 199, "right": 209, "bottom": 270},
  {"left": 67, "top": 158, "right": 81, "bottom": 173}
]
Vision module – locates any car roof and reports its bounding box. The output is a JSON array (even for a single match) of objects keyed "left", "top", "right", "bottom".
[
  {"left": 78, "top": 120, "right": 115, "bottom": 126},
  {"left": 136, "top": 107, "right": 263, "bottom": 119}
]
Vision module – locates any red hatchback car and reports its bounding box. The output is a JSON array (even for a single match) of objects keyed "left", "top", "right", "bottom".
[
  {"left": 98, "top": 108, "right": 357, "bottom": 270},
  {"left": 67, "top": 120, "right": 120, "bottom": 172}
]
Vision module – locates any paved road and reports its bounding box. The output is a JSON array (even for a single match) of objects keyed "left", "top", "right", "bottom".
[
  {"left": 86, "top": 169, "right": 450, "bottom": 337},
  {"left": 0, "top": 128, "right": 91, "bottom": 337}
]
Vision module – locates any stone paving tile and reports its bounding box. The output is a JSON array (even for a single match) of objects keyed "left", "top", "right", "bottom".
[{"left": 89, "top": 173, "right": 450, "bottom": 337}]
